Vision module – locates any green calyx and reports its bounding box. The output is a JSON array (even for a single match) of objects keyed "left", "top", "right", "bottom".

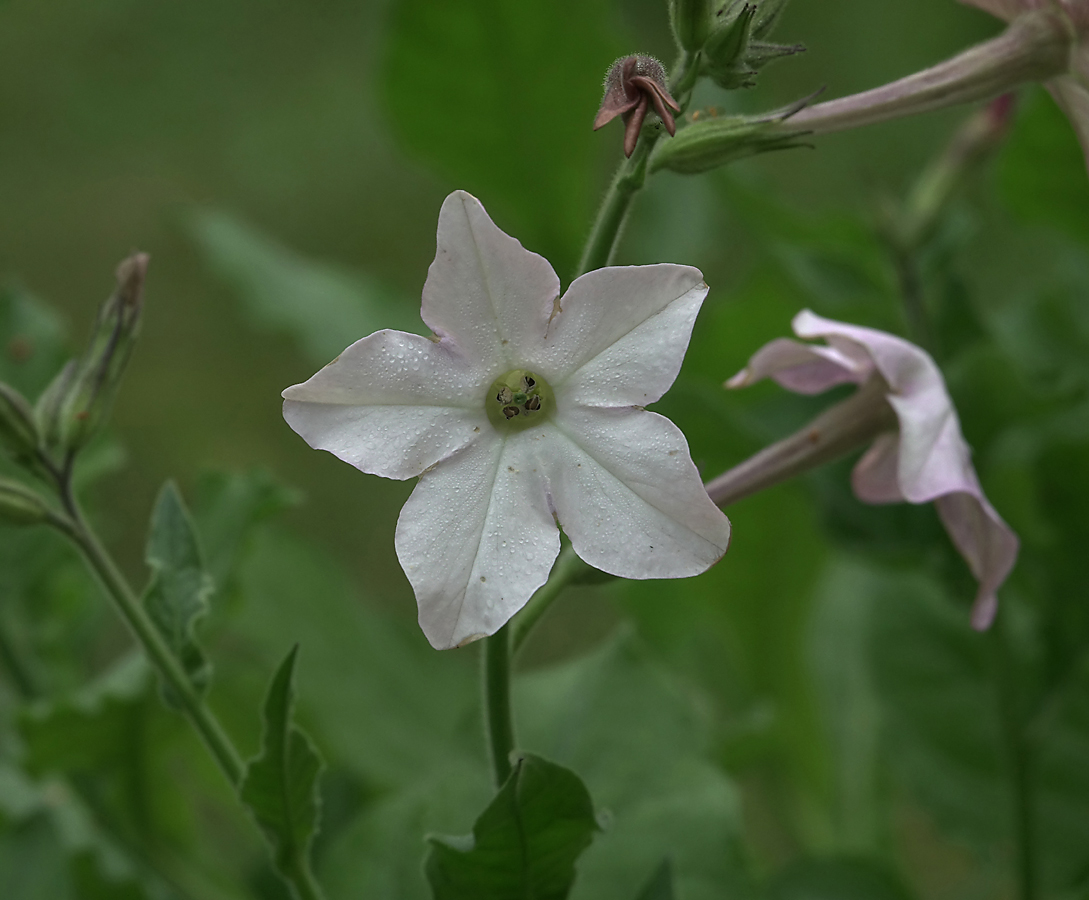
[{"left": 486, "top": 370, "right": 554, "bottom": 431}]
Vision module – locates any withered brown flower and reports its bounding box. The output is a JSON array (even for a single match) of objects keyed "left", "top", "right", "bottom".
[{"left": 593, "top": 55, "right": 681, "bottom": 157}]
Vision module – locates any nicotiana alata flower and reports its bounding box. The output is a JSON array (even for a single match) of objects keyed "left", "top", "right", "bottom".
[
  {"left": 283, "top": 191, "right": 730, "bottom": 650},
  {"left": 961, "top": 0, "right": 1089, "bottom": 170},
  {"left": 727, "top": 310, "right": 1019, "bottom": 630}
]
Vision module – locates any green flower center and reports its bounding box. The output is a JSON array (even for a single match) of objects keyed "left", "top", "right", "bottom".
[{"left": 486, "top": 369, "right": 554, "bottom": 431}]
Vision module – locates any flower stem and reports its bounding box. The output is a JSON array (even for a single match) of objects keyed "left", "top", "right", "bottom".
[
  {"left": 576, "top": 51, "right": 700, "bottom": 276},
  {"left": 48, "top": 494, "right": 245, "bottom": 786},
  {"left": 991, "top": 618, "right": 1037, "bottom": 900},
  {"left": 704, "top": 377, "right": 897, "bottom": 507},
  {"left": 483, "top": 623, "right": 515, "bottom": 788},
  {"left": 789, "top": 11, "right": 1069, "bottom": 136}
]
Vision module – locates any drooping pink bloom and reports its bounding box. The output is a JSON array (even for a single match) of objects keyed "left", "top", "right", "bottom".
[{"left": 728, "top": 310, "right": 1019, "bottom": 630}]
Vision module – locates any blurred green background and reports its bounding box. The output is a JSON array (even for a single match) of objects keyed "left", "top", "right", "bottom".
[{"left": 2, "top": 0, "right": 1089, "bottom": 898}]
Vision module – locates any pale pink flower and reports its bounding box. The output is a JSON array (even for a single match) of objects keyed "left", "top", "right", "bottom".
[
  {"left": 728, "top": 310, "right": 1019, "bottom": 630},
  {"left": 283, "top": 191, "right": 730, "bottom": 649}
]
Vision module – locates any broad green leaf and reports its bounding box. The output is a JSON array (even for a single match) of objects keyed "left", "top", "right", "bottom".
[
  {"left": 141, "top": 481, "right": 214, "bottom": 708},
  {"left": 424, "top": 754, "right": 599, "bottom": 900},
  {"left": 230, "top": 529, "right": 479, "bottom": 785},
  {"left": 870, "top": 569, "right": 1089, "bottom": 892},
  {"left": 240, "top": 645, "right": 323, "bottom": 880},
  {"left": 517, "top": 634, "right": 755, "bottom": 900},
  {"left": 186, "top": 209, "right": 418, "bottom": 366},
  {"left": 381, "top": 0, "right": 622, "bottom": 275},
  {"left": 634, "top": 859, "right": 674, "bottom": 900},
  {"left": 18, "top": 653, "right": 149, "bottom": 777}
]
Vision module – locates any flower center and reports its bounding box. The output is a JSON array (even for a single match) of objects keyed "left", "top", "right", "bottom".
[{"left": 486, "top": 369, "right": 554, "bottom": 431}]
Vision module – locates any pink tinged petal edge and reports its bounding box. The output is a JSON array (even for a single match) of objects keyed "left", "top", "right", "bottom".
[
  {"left": 421, "top": 190, "right": 561, "bottom": 378},
  {"left": 544, "top": 406, "right": 731, "bottom": 578},
  {"left": 936, "top": 492, "right": 1020, "bottom": 631},
  {"left": 282, "top": 329, "right": 488, "bottom": 480},
  {"left": 547, "top": 268, "right": 708, "bottom": 407},
  {"left": 725, "top": 336, "right": 873, "bottom": 394},
  {"left": 395, "top": 431, "right": 561, "bottom": 650},
  {"left": 851, "top": 431, "right": 906, "bottom": 503}
]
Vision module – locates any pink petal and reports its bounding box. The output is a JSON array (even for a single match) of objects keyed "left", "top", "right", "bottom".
[
  {"left": 1047, "top": 75, "right": 1089, "bottom": 177},
  {"left": 725, "top": 336, "right": 872, "bottom": 394},
  {"left": 935, "top": 491, "right": 1020, "bottom": 630},
  {"left": 851, "top": 431, "right": 905, "bottom": 503}
]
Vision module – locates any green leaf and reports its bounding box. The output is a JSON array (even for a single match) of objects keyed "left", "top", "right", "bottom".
[
  {"left": 240, "top": 645, "right": 323, "bottom": 880},
  {"left": 516, "top": 633, "right": 755, "bottom": 900},
  {"left": 141, "top": 481, "right": 214, "bottom": 709},
  {"left": 424, "top": 754, "right": 599, "bottom": 900},
  {"left": 381, "top": 0, "right": 621, "bottom": 275},
  {"left": 186, "top": 209, "right": 418, "bottom": 366},
  {"left": 634, "top": 859, "right": 674, "bottom": 900}
]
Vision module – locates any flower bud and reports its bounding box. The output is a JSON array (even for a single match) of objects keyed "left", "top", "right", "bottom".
[
  {"left": 0, "top": 478, "right": 51, "bottom": 526},
  {"left": 703, "top": 2, "right": 803, "bottom": 90},
  {"left": 670, "top": 0, "right": 712, "bottom": 51},
  {"left": 0, "top": 381, "right": 40, "bottom": 461},
  {"left": 649, "top": 100, "right": 812, "bottom": 174},
  {"left": 56, "top": 253, "right": 148, "bottom": 453},
  {"left": 594, "top": 56, "right": 681, "bottom": 157}
]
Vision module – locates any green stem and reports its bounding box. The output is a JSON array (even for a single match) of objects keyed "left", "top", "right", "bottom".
[
  {"left": 991, "top": 619, "right": 1036, "bottom": 900},
  {"left": 483, "top": 623, "right": 515, "bottom": 788},
  {"left": 576, "top": 51, "right": 700, "bottom": 277},
  {"left": 48, "top": 494, "right": 244, "bottom": 787}
]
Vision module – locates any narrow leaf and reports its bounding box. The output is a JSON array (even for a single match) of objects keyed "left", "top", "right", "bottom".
[
  {"left": 141, "top": 481, "right": 214, "bottom": 708},
  {"left": 425, "top": 753, "right": 599, "bottom": 900},
  {"left": 240, "top": 645, "right": 324, "bottom": 879}
]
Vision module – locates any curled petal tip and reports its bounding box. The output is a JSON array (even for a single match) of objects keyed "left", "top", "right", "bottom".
[
  {"left": 724, "top": 368, "right": 752, "bottom": 389},
  {"left": 970, "top": 593, "right": 999, "bottom": 631}
]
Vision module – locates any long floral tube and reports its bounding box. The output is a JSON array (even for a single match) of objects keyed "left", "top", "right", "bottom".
[
  {"left": 704, "top": 377, "right": 898, "bottom": 508},
  {"left": 789, "top": 9, "right": 1070, "bottom": 135}
]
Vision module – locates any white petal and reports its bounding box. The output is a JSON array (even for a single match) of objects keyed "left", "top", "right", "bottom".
[
  {"left": 395, "top": 432, "right": 560, "bottom": 650},
  {"left": 535, "top": 265, "right": 708, "bottom": 406},
  {"left": 544, "top": 406, "right": 731, "bottom": 578},
  {"left": 935, "top": 492, "right": 1020, "bottom": 631},
  {"left": 282, "top": 329, "right": 487, "bottom": 480},
  {"left": 421, "top": 191, "right": 561, "bottom": 376},
  {"left": 725, "top": 336, "right": 871, "bottom": 394},
  {"left": 1048, "top": 75, "right": 1089, "bottom": 177},
  {"left": 851, "top": 431, "right": 905, "bottom": 503}
]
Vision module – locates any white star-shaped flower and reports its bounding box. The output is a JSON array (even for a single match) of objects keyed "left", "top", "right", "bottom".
[
  {"left": 961, "top": 0, "right": 1089, "bottom": 172},
  {"left": 728, "top": 310, "right": 1019, "bottom": 630},
  {"left": 282, "top": 191, "right": 731, "bottom": 649}
]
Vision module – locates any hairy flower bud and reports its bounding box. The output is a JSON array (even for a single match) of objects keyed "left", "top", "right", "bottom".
[
  {"left": 56, "top": 253, "right": 148, "bottom": 454},
  {"left": 670, "top": 0, "right": 712, "bottom": 51},
  {"left": 594, "top": 56, "right": 681, "bottom": 157},
  {"left": 0, "top": 478, "right": 51, "bottom": 526}
]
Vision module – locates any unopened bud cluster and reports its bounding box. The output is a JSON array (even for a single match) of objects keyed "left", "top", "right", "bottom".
[{"left": 0, "top": 253, "right": 148, "bottom": 528}]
